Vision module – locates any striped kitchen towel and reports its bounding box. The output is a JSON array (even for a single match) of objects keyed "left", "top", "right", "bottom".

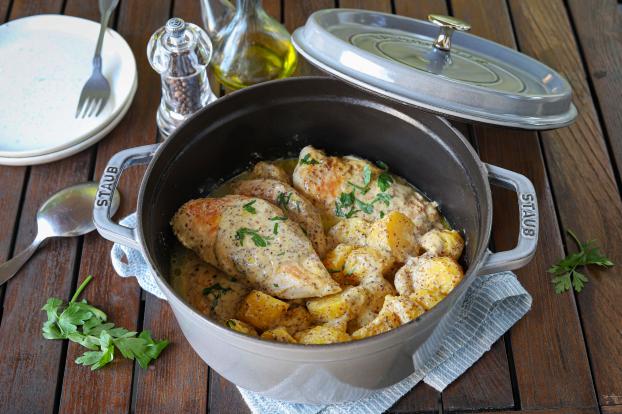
[{"left": 110, "top": 214, "right": 532, "bottom": 414}]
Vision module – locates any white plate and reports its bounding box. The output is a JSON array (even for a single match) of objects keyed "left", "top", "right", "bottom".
[
  {"left": 0, "top": 75, "right": 136, "bottom": 166},
  {"left": 0, "top": 14, "right": 137, "bottom": 158}
]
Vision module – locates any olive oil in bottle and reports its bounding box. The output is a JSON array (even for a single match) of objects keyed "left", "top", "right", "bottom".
[{"left": 209, "top": 0, "right": 297, "bottom": 90}]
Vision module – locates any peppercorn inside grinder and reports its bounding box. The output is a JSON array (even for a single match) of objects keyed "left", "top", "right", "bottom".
[{"left": 147, "top": 18, "right": 217, "bottom": 138}]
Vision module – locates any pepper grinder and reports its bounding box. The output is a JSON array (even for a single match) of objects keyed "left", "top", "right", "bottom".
[{"left": 147, "top": 18, "right": 217, "bottom": 138}]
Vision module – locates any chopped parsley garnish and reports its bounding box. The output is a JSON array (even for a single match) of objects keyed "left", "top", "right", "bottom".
[
  {"left": 327, "top": 268, "right": 342, "bottom": 273},
  {"left": 202, "top": 283, "right": 232, "bottom": 311},
  {"left": 226, "top": 320, "right": 237, "bottom": 329},
  {"left": 380, "top": 211, "right": 385, "bottom": 218},
  {"left": 376, "top": 160, "right": 388, "bottom": 171},
  {"left": 348, "top": 165, "right": 373, "bottom": 194},
  {"left": 235, "top": 228, "right": 270, "bottom": 247},
  {"left": 374, "top": 192, "right": 392, "bottom": 206},
  {"left": 377, "top": 172, "right": 393, "bottom": 192},
  {"left": 273, "top": 283, "right": 279, "bottom": 288},
  {"left": 299, "top": 154, "right": 320, "bottom": 165},
  {"left": 242, "top": 200, "right": 257, "bottom": 214},
  {"left": 276, "top": 192, "right": 292, "bottom": 211},
  {"left": 335, "top": 191, "right": 392, "bottom": 218},
  {"left": 269, "top": 216, "right": 288, "bottom": 221},
  {"left": 335, "top": 191, "right": 360, "bottom": 218},
  {"left": 273, "top": 222, "right": 279, "bottom": 235}
]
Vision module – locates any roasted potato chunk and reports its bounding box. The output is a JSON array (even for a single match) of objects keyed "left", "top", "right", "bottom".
[
  {"left": 323, "top": 244, "right": 356, "bottom": 285},
  {"left": 351, "top": 311, "right": 400, "bottom": 340},
  {"left": 419, "top": 229, "right": 464, "bottom": 260},
  {"left": 343, "top": 247, "right": 394, "bottom": 282},
  {"left": 276, "top": 306, "right": 313, "bottom": 335},
  {"left": 238, "top": 290, "right": 290, "bottom": 330},
  {"left": 367, "top": 211, "right": 418, "bottom": 262},
  {"left": 382, "top": 295, "right": 425, "bottom": 324},
  {"left": 294, "top": 325, "right": 352, "bottom": 344},
  {"left": 226, "top": 319, "right": 258, "bottom": 336},
  {"left": 260, "top": 326, "right": 297, "bottom": 343},
  {"left": 306, "top": 286, "right": 367, "bottom": 323},
  {"left": 359, "top": 275, "right": 397, "bottom": 312},
  {"left": 328, "top": 218, "right": 369, "bottom": 248},
  {"left": 394, "top": 256, "right": 464, "bottom": 310}
]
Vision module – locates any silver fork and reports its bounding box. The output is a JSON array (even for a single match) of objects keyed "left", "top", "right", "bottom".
[{"left": 75, "top": 0, "right": 120, "bottom": 118}]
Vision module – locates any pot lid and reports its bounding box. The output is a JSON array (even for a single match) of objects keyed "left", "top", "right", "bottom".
[{"left": 292, "top": 9, "right": 577, "bottom": 130}]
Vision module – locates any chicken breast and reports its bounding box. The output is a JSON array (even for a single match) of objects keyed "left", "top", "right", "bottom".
[
  {"left": 251, "top": 161, "right": 291, "bottom": 184},
  {"left": 171, "top": 195, "right": 340, "bottom": 299},
  {"left": 292, "top": 146, "right": 443, "bottom": 235},
  {"left": 232, "top": 178, "right": 327, "bottom": 256}
]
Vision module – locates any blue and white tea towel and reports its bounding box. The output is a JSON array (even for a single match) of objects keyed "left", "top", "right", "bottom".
[{"left": 110, "top": 213, "right": 532, "bottom": 414}]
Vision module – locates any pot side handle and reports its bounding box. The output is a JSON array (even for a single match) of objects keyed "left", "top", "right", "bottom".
[
  {"left": 93, "top": 144, "right": 160, "bottom": 251},
  {"left": 478, "top": 163, "right": 539, "bottom": 275}
]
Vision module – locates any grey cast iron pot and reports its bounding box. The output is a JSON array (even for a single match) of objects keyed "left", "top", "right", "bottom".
[{"left": 93, "top": 77, "right": 538, "bottom": 404}]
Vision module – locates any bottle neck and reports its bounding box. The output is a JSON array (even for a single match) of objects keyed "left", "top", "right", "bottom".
[{"left": 235, "top": 0, "right": 261, "bottom": 15}]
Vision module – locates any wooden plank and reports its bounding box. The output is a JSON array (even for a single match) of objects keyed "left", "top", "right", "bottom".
[
  {"left": 206, "top": 2, "right": 284, "bottom": 411},
  {"left": 603, "top": 406, "right": 622, "bottom": 414},
  {"left": 0, "top": 0, "right": 10, "bottom": 22},
  {"left": 480, "top": 409, "right": 598, "bottom": 414},
  {"left": 507, "top": 0, "right": 622, "bottom": 407},
  {"left": 566, "top": 0, "right": 622, "bottom": 181},
  {"left": 131, "top": 1, "right": 210, "bottom": 413},
  {"left": 0, "top": 0, "right": 97, "bottom": 409},
  {"left": 451, "top": 0, "right": 599, "bottom": 410},
  {"left": 57, "top": 1, "right": 171, "bottom": 413}
]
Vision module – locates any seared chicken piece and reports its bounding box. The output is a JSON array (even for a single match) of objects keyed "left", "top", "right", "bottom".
[
  {"left": 171, "top": 195, "right": 340, "bottom": 299},
  {"left": 292, "top": 146, "right": 443, "bottom": 235},
  {"left": 251, "top": 161, "right": 291, "bottom": 184},
  {"left": 232, "top": 178, "right": 327, "bottom": 256}
]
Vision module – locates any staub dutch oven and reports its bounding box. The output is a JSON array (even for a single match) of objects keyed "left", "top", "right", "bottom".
[{"left": 93, "top": 10, "right": 573, "bottom": 403}]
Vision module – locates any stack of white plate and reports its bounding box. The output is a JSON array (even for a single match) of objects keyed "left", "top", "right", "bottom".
[{"left": 0, "top": 15, "right": 137, "bottom": 166}]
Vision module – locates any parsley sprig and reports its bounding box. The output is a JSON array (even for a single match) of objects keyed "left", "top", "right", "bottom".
[
  {"left": 548, "top": 230, "right": 614, "bottom": 293},
  {"left": 42, "top": 276, "right": 169, "bottom": 370}
]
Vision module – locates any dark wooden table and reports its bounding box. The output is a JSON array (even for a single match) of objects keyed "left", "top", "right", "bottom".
[{"left": 1, "top": 0, "right": 621, "bottom": 413}]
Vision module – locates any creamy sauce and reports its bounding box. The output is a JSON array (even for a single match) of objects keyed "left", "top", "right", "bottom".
[{"left": 171, "top": 157, "right": 452, "bottom": 324}]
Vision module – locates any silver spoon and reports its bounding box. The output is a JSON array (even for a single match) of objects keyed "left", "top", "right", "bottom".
[{"left": 0, "top": 182, "right": 120, "bottom": 286}]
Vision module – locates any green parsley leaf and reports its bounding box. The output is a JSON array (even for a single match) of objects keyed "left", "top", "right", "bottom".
[
  {"left": 42, "top": 276, "right": 169, "bottom": 371},
  {"left": 363, "top": 165, "right": 372, "bottom": 186},
  {"left": 377, "top": 172, "right": 393, "bottom": 192},
  {"left": 202, "top": 283, "right": 232, "bottom": 311},
  {"left": 273, "top": 222, "right": 279, "bottom": 235},
  {"left": 276, "top": 192, "right": 292, "bottom": 211},
  {"left": 376, "top": 160, "right": 389, "bottom": 171},
  {"left": 335, "top": 191, "right": 359, "bottom": 218},
  {"left": 242, "top": 200, "right": 257, "bottom": 214},
  {"left": 548, "top": 229, "right": 614, "bottom": 293},
  {"left": 235, "top": 227, "right": 270, "bottom": 247},
  {"left": 373, "top": 192, "right": 392, "bottom": 206},
  {"left": 269, "top": 216, "right": 288, "bottom": 221},
  {"left": 299, "top": 154, "right": 320, "bottom": 165}
]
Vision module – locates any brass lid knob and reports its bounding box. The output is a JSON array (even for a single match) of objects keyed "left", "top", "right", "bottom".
[{"left": 428, "top": 14, "right": 471, "bottom": 52}]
